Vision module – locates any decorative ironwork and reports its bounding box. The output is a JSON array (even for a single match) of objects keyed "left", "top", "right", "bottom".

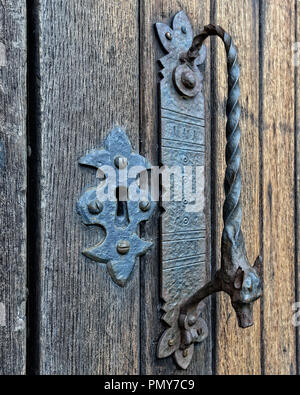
[
  {"left": 155, "top": 11, "right": 209, "bottom": 370},
  {"left": 77, "top": 127, "right": 156, "bottom": 287},
  {"left": 156, "top": 12, "right": 262, "bottom": 369}
]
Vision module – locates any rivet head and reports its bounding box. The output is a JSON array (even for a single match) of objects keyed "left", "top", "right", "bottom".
[
  {"left": 114, "top": 156, "right": 128, "bottom": 169},
  {"left": 139, "top": 200, "right": 151, "bottom": 212},
  {"left": 181, "top": 26, "right": 187, "bottom": 34},
  {"left": 168, "top": 338, "right": 175, "bottom": 347},
  {"left": 88, "top": 199, "right": 103, "bottom": 215},
  {"left": 183, "top": 349, "right": 189, "bottom": 358},
  {"left": 117, "top": 240, "right": 130, "bottom": 255},
  {"left": 188, "top": 315, "right": 197, "bottom": 326},
  {"left": 165, "top": 31, "right": 172, "bottom": 40},
  {"left": 181, "top": 70, "right": 196, "bottom": 89}
]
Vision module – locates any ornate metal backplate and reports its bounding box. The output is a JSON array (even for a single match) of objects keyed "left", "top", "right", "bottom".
[
  {"left": 77, "top": 127, "right": 156, "bottom": 287},
  {"left": 155, "top": 11, "right": 209, "bottom": 369}
]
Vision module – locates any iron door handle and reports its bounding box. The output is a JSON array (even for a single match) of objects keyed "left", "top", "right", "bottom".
[
  {"left": 179, "top": 25, "right": 262, "bottom": 327},
  {"left": 156, "top": 14, "right": 262, "bottom": 369}
]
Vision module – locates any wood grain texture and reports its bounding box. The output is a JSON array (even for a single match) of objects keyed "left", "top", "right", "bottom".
[
  {"left": 0, "top": 0, "right": 27, "bottom": 375},
  {"left": 0, "top": 0, "right": 295, "bottom": 375},
  {"left": 213, "top": 0, "right": 261, "bottom": 375},
  {"left": 261, "top": 0, "right": 297, "bottom": 375},
  {"left": 37, "top": 0, "right": 140, "bottom": 374},
  {"left": 140, "top": 0, "right": 212, "bottom": 374},
  {"left": 295, "top": 0, "right": 300, "bottom": 375}
]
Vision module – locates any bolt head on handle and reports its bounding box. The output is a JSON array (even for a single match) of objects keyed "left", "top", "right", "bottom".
[{"left": 173, "top": 63, "right": 202, "bottom": 98}]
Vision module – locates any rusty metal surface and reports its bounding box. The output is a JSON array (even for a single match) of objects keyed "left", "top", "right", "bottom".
[
  {"left": 155, "top": 11, "right": 209, "bottom": 369},
  {"left": 77, "top": 127, "right": 156, "bottom": 287},
  {"left": 156, "top": 13, "right": 262, "bottom": 369}
]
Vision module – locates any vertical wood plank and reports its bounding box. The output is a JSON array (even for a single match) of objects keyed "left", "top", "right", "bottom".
[
  {"left": 295, "top": 0, "right": 300, "bottom": 375},
  {"left": 261, "top": 0, "right": 297, "bottom": 375},
  {"left": 213, "top": 0, "right": 261, "bottom": 375},
  {"left": 0, "top": 0, "right": 27, "bottom": 375},
  {"left": 140, "top": 0, "right": 212, "bottom": 374},
  {"left": 37, "top": 0, "right": 140, "bottom": 374}
]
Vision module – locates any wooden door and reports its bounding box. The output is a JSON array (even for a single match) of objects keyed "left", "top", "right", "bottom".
[{"left": 0, "top": 0, "right": 299, "bottom": 375}]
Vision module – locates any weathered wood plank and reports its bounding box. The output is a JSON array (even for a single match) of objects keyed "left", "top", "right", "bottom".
[
  {"left": 213, "top": 0, "right": 261, "bottom": 375},
  {"left": 37, "top": 0, "right": 140, "bottom": 374},
  {"left": 140, "top": 1, "right": 212, "bottom": 374},
  {"left": 261, "top": 0, "right": 296, "bottom": 375},
  {"left": 0, "top": 0, "right": 27, "bottom": 375},
  {"left": 295, "top": 0, "right": 300, "bottom": 376}
]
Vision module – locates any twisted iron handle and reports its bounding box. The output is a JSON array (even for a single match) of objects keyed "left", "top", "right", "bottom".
[
  {"left": 179, "top": 25, "right": 262, "bottom": 348},
  {"left": 189, "top": 25, "right": 242, "bottom": 249}
]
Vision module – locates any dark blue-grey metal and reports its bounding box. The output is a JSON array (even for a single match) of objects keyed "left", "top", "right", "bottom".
[
  {"left": 156, "top": 13, "right": 262, "bottom": 369},
  {"left": 155, "top": 11, "right": 209, "bottom": 370},
  {"left": 180, "top": 24, "right": 262, "bottom": 333},
  {"left": 77, "top": 127, "right": 156, "bottom": 287}
]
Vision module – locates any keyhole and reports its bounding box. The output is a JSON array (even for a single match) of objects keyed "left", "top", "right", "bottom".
[{"left": 115, "top": 186, "right": 130, "bottom": 228}]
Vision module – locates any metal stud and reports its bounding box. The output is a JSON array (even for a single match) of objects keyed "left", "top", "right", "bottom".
[
  {"left": 139, "top": 200, "right": 151, "bottom": 212},
  {"left": 165, "top": 31, "right": 172, "bottom": 40},
  {"left": 188, "top": 315, "right": 197, "bottom": 326},
  {"left": 88, "top": 199, "right": 103, "bottom": 215},
  {"left": 168, "top": 338, "right": 175, "bottom": 347},
  {"left": 114, "top": 156, "right": 128, "bottom": 169},
  {"left": 117, "top": 240, "right": 130, "bottom": 255},
  {"left": 181, "top": 70, "right": 196, "bottom": 89}
]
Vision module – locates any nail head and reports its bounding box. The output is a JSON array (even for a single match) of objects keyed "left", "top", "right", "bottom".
[
  {"left": 165, "top": 31, "right": 172, "bottom": 40},
  {"left": 188, "top": 315, "right": 197, "bottom": 326},
  {"left": 139, "top": 200, "right": 151, "bottom": 212},
  {"left": 88, "top": 199, "right": 103, "bottom": 215},
  {"left": 168, "top": 338, "right": 175, "bottom": 347},
  {"left": 117, "top": 240, "right": 130, "bottom": 255},
  {"left": 114, "top": 156, "right": 128, "bottom": 169}
]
